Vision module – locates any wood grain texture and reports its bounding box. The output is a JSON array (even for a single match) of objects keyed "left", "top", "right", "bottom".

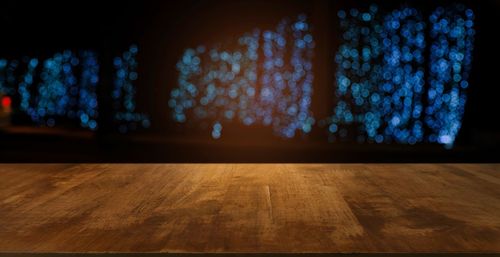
[{"left": 0, "top": 164, "right": 499, "bottom": 253}]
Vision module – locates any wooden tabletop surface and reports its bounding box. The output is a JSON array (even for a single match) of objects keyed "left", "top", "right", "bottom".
[{"left": 0, "top": 164, "right": 499, "bottom": 253}]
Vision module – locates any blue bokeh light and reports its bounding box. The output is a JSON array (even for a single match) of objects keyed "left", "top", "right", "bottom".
[
  {"left": 170, "top": 15, "right": 315, "bottom": 139},
  {"left": 1, "top": 50, "right": 100, "bottom": 129},
  {"left": 327, "top": 4, "right": 474, "bottom": 147},
  {"left": 113, "top": 44, "right": 150, "bottom": 133},
  {"left": 426, "top": 5, "right": 475, "bottom": 148},
  {"left": 1, "top": 45, "right": 149, "bottom": 132}
]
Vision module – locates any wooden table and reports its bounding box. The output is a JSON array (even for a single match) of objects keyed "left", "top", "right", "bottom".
[{"left": 1, "top": 164, "right": 499, "bottom": 256}]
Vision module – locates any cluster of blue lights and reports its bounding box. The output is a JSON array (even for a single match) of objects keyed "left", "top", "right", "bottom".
[
  {"left": 113, "top": 45, "right": 150, "bottom": 133},
  {"left": 18, "top": 58, "right": 38, "bottom": 113},
  {"left": 1, "top": 6, "right": 476, "bottom": 146},
  {"left": 1, "top": 45, "right": 148, "bottom": 132},
  {"left": 426, "top": 6, "right": 475, "bottom": 146},
  {"left": 170, "top": 15, "right": 315, "bottom": 139},
  {"left": 328, "top": 4, "right": 474, "bottom": 147},
  {"left": 1, "top": 51, "right": 100, "bottom": 130},
  {"left": 31, "top": 51, "right": 80, "bottom": 126},
  {"left": 78, "top": 51, "right": 100, "bottom": 130},
  {"left": 0, "top": 59, "right": 19, "bottom": 96}
]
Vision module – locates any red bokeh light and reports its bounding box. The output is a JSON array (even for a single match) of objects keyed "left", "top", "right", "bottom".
[{"left": 1, "top": 96, "right": 12, "bottom": 108}]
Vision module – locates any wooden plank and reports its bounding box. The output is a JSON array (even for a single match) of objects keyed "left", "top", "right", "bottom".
[{"left": 0, "top": 164, "right": 499, "bottom": 253}]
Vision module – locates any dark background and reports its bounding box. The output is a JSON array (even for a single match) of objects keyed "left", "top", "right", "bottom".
[{"left": 0, "top": 0, "right": 498, "bottom": 162}]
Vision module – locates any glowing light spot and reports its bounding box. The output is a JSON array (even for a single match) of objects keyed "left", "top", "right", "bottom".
[{"left": 1, "top": 96, "right": 12, "bottom": 108}]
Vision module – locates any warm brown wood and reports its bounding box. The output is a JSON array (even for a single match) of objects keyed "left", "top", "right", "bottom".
[{"left": 0, "top": 164, "right": 499, "bottom": 253}]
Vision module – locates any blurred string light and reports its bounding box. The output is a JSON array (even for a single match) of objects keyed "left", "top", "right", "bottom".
[
  {"left": 0, "top": 59, "right": 19, "bottom": 96},
  {"left": 0, "top": 51, "right": 100, "bottom": 129},
  {"left": 170, "top": 15, "right": 315, "bottom": 139},
  {"left": 0, "top": 45, "right": 148, "bottom": 132},
  {"left": 18, "top": 58, "right": 39, "bottom": 113},
  {"left": 426, "top": 5, "right": 475, "bottom": 148},
  {"left": 113, "top": 44, "right": 150, "bottom": 133},
  {"left": 78, "top": 51, "right": 100, "bottom": 130},
  {"left": 329, "top": 5, "right": 426, "bottom": 144},
  {"left": 327, "top": 4, "right": 474, "bottom": 147},
  {"left": 27, "top": 51, "right": 76, "bottom": 126}
]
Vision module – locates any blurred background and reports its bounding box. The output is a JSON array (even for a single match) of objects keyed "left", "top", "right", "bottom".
[{"left": 0, "top": 0, "right": 498, "bottom": 162}]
